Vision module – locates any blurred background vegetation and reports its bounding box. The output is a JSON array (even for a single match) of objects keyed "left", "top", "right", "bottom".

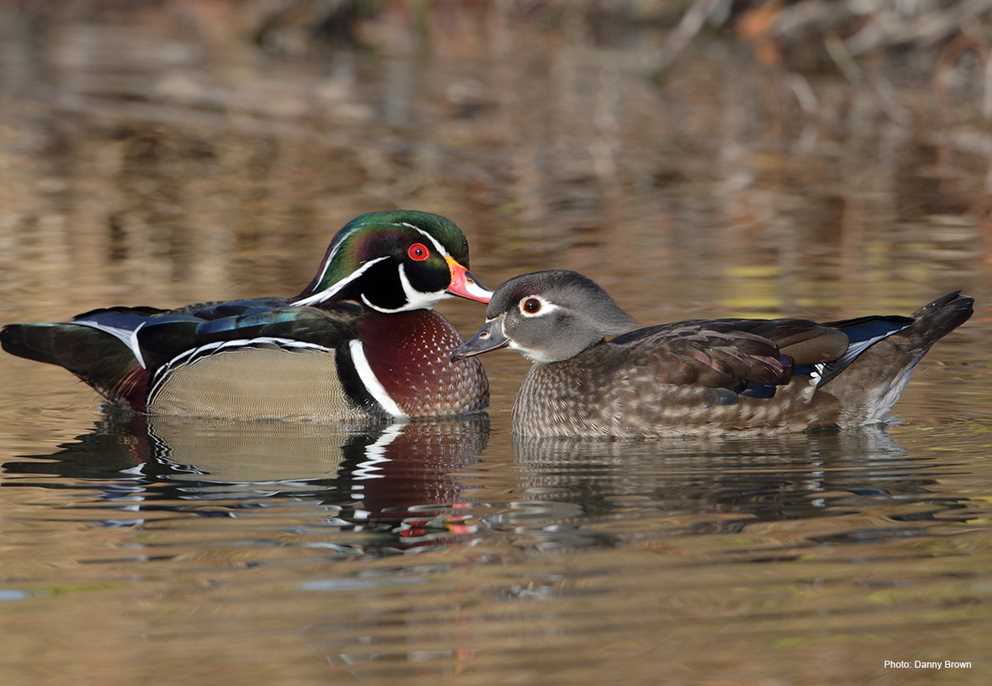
[
  {"left": 0, "top": 7, "right": 990, "bottom": 684},
  {"left": 12, "top": 0, "right": 992, "bottom": 118}
]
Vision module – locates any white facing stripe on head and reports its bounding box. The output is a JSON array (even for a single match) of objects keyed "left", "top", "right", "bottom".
[
  {"left": 402, "top": 223, "right": 451, "bottom": 260},
  {"left": 360, "top": 264, "right": 446, "bottom": 313},
  {"left": 292, "top": 256, "right": 390, "bottom": 307},
  {"left": 310, "top": 243, "right": 343, "bottom": 295},
  {"left": 304, "top": 219, "right": 418, "bottom": 305},
  {"left": 405, "top": 225, "right": 492, "bottom": 301},
  {"left": 348, "top": 339, "right": 408, "bottom": 418}
]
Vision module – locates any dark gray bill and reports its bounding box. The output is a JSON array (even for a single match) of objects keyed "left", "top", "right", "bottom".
[{"left": 451, "top": 318, "right": 509, "bottom": 361}]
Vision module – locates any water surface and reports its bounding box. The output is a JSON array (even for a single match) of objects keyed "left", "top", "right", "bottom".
[{"left": 0, "top": 7, "right": 990, "bottom": 685}]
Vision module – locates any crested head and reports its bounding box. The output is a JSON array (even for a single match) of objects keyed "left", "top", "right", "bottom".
[
  {"left": 329, "top": 210, "right": 472, "bottom": 275},
  {"left": 485, "top": 271, "right": 636, "bottom": 330},
  {"left": 294, "top": 210, "right": 490, "bottom": 312},
  {"left": 454, "top": 270, "right": 639, "bottom": 364}
]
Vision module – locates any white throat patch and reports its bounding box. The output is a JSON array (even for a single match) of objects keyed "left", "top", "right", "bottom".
[
  {"left": 507, "top": 339, "right": 556, "bottom": 364},
  {"left": 360, "top": 264, "right": 447, "bottom": 313},
  {"left": 499, "top": 313, "right": 554, "bottom": 363}
]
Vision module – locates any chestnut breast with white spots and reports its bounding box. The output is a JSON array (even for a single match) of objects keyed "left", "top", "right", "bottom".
[{"left": 358, "top": 310, "right": 489, "bottom": 417}]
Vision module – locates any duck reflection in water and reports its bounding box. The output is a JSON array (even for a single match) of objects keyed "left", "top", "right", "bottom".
[
  {"left": 512, "top": 429, "right": 967, "bottom": 539},
  {"left": 4, "top": 417, "right": 974, "bottom": 556},
  {"left": 3, "top": 412, "right": 490, "bottom": 553}
]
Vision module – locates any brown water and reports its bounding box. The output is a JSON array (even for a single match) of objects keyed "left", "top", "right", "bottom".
[{"left": 1, "top": 7, "right": 990, "bottom": 685}]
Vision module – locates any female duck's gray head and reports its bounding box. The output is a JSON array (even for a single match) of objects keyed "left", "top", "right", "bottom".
[{"left": 452, "top": 270, "right": 638, "bottom": 363}]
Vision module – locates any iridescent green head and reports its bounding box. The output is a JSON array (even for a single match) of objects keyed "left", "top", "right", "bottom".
[{"left": 293, "top": 210, "right": 491, "bottom": 312}]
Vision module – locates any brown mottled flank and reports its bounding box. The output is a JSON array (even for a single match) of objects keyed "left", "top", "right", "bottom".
[
  {"left": 359, "top": 310, "right": 489, "bottom": 417},
  {"left": 512, "top": 295, "right": 972, "bottom": 438},
  {"left": 514, "top": 346, "right": 838, "bottom": 438}
]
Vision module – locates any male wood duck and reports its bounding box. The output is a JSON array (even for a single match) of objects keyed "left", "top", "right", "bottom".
[
  {"left": 1, "top": 210, "right": 493, "bottom": 420},
  {"left": 452, "top": 270, "right": 974, "bottom": 438}
]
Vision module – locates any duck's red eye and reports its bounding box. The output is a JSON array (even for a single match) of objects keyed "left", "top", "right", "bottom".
[{"left": 407, "top": 242, "right": 430, "bottom": 261}]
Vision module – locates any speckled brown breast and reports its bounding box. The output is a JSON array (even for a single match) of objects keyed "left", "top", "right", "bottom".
[{"left": 358, "top": 310, "right": 489, "bottom": 417}]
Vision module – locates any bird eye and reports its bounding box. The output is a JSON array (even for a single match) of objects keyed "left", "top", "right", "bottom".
[
  {"left": 407, "top": 242, "right": 430, "bottom": 261},
  {"left": 521, "top": 297, "right": 542, "bottom": 315}
]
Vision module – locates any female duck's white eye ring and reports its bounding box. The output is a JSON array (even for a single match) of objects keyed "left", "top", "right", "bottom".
[{"left": 519, "top": 296, "right": 551, "bottom": 317}]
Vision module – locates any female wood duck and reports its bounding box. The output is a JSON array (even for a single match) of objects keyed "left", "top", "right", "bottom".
[
  {"left": 452, "top": 270, "right": 974, "bottom": 438},
  {"left": 1, "top": 210, "right": 493, "bottom": 421}
]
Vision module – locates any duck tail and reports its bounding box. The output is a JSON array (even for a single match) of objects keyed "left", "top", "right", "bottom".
[
  {"left": 822, "top": 291, "right": 973, "bottom": 426},
  {"left": 905, "top": 290, "right": 974, "bottom": 351},
  {"left": 1, "top": 322, "right": 147, "bottom": 409}
]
